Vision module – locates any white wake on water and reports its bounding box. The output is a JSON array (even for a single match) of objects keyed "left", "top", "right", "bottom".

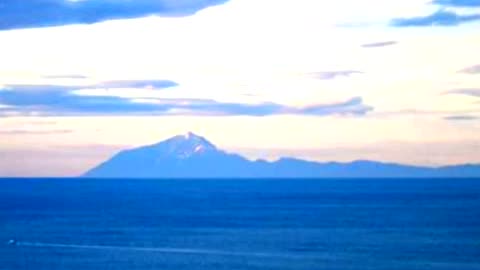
[{"left": 14, "top": 241, "right": 304, "bottom": 259}]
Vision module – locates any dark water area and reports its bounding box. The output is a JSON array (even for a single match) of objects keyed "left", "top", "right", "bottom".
[{"left": 0, "top": 178, "right": 479, "bottom": 269}]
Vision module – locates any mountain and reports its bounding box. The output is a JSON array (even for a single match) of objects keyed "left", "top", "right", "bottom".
[{"left": 83, "top": 132, "right": 480, "bottom": 178}]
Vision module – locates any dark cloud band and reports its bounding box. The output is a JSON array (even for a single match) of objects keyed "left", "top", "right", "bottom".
[
  {"left": 433, "top": 0, "right": 480, "bottom": 7},
  {"left": 0, "top": 0, "right": 229, "bottom": 31},
  {"left": 391, "top": 10, "right": 480, "bottom": 27},
  {"left": 0, "top": 84, "right": 372, "bottom": 117}
]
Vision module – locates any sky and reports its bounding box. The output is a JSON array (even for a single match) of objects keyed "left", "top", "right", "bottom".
[{"left": 0, "top": 0, "right": 480, "bottom": 176}]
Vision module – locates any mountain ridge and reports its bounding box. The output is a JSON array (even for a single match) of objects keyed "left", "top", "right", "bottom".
[{"left": 83, "top": 132, "right": 480, "bottom": 178}]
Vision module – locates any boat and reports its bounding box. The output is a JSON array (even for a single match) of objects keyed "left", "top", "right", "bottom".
[{"left": 7, "top": 239, "right": 17, "bottom": 246}]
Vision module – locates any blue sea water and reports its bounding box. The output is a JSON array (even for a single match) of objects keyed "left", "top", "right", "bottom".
[{"left": 0, "top": 178, "right": 479, "bottom": 270}]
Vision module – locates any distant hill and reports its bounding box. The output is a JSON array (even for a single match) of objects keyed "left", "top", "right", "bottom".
[{"left": 83, "top": 132, "right": 480, "bottom": 178}]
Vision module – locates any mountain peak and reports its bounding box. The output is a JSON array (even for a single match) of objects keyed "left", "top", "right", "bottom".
[
  {"left": 182, "top": 132, "right": 201, "bottom": 140},
  {"left": 83, "top": 133, "right": 480, "bottom": 178},
  {"left": 157, "top": 132, "right": 217, "bottom": 158},
  {"left": 171, "top": 132, "right": 213, "bottom": 144}
]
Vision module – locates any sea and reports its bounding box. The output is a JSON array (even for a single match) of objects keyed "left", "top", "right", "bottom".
[{"left": 0, "top": 178, "right": 479, "bottom": 270}]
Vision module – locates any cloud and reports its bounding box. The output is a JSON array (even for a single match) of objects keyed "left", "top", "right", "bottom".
[
  {"left": 98, "top": 80, "right": 178, "bottom": 89},
  {"left": 4, "top": 80, "right": 178, "bottom": 91},
  {"left": 446, "top": 89, "right": 480, "bottom": 97},
  {"left": 308, "top": 71, "right": 363, "bottom": 80},
  {"left": 43, "top": 74, "right": 89, "bottom": 79},
  {"left": 23, "top": 121, "right": 58, "bottom": 126},
  {"left": 0, "top": 0, "right": 229, "bottom": 31},
  {"left": 0, "top": 87, "right": 163, "bottom": 115},
  {"left": 169, "top": 96, "right": 372, "bottom": 116},
  {"left": 293, "top": 97, "right": 372, "bottom": 116},
  {"left": 391, "top": 10, "right": 480, "bottom": 27},
  {"left": 2, "top": 84, "right": 78, "bottom": 92},
  {"left": 0, "top": 85, "right": 372, "bottom": 117},
  {"left": 444, "top": 115, "right": 479, "bottom": 120},
  {"left": 361, "top": 41, "right": 398, "bottom": 48},
  {"left": 0, "top": 129, "right": 73, "bottom": 135},
  {"left": 433, "top": 0, "right": 480, "bottom": 7},
  {"left": 458, "top": 64, "right": 480, "bottom": 74}
]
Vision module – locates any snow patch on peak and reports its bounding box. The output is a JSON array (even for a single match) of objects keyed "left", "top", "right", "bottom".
[{"left": 194, "top": 145, "right": 204, "bottom": 153}]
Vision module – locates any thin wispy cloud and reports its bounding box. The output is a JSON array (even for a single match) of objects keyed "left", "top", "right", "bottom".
[
  {"left": 361, "top": 41, "right": 398, "bottom": 48},
  {"left": 0, "top": 0, "right": 229, "bottom": 31},
  {"left": 391, "top": 10, "right": 480, "bottom": 27},
  {"left": 458, "top": 65, "right": 480, "bottom": 74},
  {"left": 0, "top": 129, "right": 73, "bottom": 135},
  {"left": 3, "top": 80, "right": 178, "bottom": 91},
  {"left": 444, "top": 115, "right": 479, "bottom": 120},
  {"left": 446, "top": 89, "right": 480, "bottom": 97},
  {"left": 43, "top": 74, "right": 89, "bottom": 79},
  {"left": 2, "top": 84, "right": 78, "bottom": 92},
  {"left": 23, "top": 121, "right": 58, "bottom": 126},
  {"left": 308, "top": 71, "right": 363, "bottom": 80}
]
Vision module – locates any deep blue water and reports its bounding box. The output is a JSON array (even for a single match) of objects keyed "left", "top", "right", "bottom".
[{"left": 0, "top": 178, "right": 479, "bottom": 270}]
